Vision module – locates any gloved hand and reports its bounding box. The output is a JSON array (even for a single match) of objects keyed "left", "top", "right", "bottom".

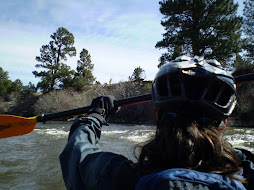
[
  {"left": 87, "top": 95, "right": 120, "bottom": 125},
  {"left": 68, "top": 96, "right": 119, "bottom": 140},
  {"left": 91, "top": 95, "right": 120, "bottom": 117}
]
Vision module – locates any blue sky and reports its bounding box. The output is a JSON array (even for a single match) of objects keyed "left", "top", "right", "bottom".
[{"left": 0, "top": 0, "right": 244, "bottom": 85}]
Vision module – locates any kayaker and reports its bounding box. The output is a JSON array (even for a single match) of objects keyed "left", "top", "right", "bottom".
[{"left": 60, "top": 56, "right": 254, "bottom": 190}]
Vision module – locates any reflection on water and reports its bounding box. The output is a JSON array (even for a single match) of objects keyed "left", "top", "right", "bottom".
[{"left": 0, "top": 122, "right": 253, "bottom": 190}]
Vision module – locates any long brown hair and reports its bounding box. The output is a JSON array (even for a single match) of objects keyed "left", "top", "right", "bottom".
[{"left": 136, "top": 112, "right": 245, "bottom": 183}]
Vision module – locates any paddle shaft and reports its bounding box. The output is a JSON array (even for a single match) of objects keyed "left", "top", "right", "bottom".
[
  {"left": 234, "top": 73, "right": 254, "bottom": 84},
  {"left": 36, "top": 94, "right": 152, "bottom": 122}
]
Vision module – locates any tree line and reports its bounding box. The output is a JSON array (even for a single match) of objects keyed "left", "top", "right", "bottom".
[
  {"left": 32, "top": 27, "right": 146, "bottom": 93},
  {"left": 0, "top": 0, "right": 253, "bottom": 97},
  {"left": 0, "top": 67, "right": 36, "bottom": 97},
  {"left": 0, "top": 26, "right": 145, "bottom": 97}
]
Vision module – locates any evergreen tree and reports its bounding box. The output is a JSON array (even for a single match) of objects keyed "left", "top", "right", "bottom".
[
  {"left": 233, "top": 53, "right": 254, "bottom": 75},
  {"left": 72, "top": 49, "right": 95, "bottom": 91},
  {"left": 129, "top": 66, "right": 146, "bottom": 81},
  {"left": 11, "top": 79, "right": 24, "bottom": 93},
  {"left": 0, "top": 67, "right": 12, "bottom": 96},
  {"left": 156, "top": 0, "right": 242, "bottom": 67},
  {"left": 243, "top": 0, "right": 254, "bottom": 64},
  {"left": 58, "top": 64, "right": 76, "bottom": 89},
  {"left": 22, "top": 82, "right": 37, "bottom": 95},
  {"left": 0, "top": 67, "right": 27, "bottom": 96},
  {"left": 33, "top": 27, "right": 76, "bottom": 92}
]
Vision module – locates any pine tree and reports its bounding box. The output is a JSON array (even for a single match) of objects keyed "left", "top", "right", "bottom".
[
  {"left": 0, "top": 67, "right": 12, "bottom": 96},
  {"left": 72, "top": 49, "right": 95, "bottom": 91},
  {"left": 156, "top": 0, "right": 242, "bottom": 67},
  {"left": 129, "top": 66, "right": 146, "bottom": 81},
  {"left": 33, "top": 27, "right": 76, "bottom": 92},
  {"left": 243, "top": 0, "right": 254, "bottom": 64}
]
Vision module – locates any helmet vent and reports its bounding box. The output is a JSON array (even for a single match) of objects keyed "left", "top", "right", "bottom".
[
  {"left": 184, "top": 77, "right": 205, "bottom": 99},
  {"left": 156, "top": 76, "right": 169, "bottom": 96},
  {"left": 204, "top": 81, "right": 233, "bottom": 107},
  {"left": 204, "top": 82, "right": 220, "bottom": 103},
  {"left": 217, "top": 86, "right": 234, "bottom": 106},
  {"left": 169, "top": 77, "right": 182, "bottom": 96}
]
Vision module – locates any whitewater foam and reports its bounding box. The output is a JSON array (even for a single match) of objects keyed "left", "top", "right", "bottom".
[{"left": 34, "top": 129, "right": 69, "bottom": 137}]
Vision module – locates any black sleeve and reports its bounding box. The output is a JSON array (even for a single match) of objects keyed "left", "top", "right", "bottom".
[
  {"left": 235, "top": 148, "right": 254, "bottom": 190},
  {"left": 60, "top": 117, "right": 139, "bottom": 190},
  {"left": 79, "top": 152, "right": 139, "bottom": 190}
]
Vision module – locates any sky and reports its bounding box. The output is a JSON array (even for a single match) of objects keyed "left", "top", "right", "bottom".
[{"left": 0, "top": 0, "right": 244, "bottom": 86}]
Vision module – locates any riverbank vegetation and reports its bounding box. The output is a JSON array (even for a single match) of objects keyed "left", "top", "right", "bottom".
[
  {"left": 1, "top": 81, "right": 155, "bottom": 123},
  {"left": 2, "top": 78, "right": 254, "bottom": 126}
]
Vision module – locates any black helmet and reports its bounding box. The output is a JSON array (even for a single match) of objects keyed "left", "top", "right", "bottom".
[{"left": 152, "top": 56, "right": 237, "bottom": 120}]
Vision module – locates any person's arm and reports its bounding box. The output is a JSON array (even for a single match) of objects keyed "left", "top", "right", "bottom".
[
  {"left": 59, "top": 96, "right": 138, "bottom": 190},
  {"left": 235, "top": 148, "right": 254, "bottom": 190},
  {"left": 59, "top": 116, "right": 102, "bottom": 190}
]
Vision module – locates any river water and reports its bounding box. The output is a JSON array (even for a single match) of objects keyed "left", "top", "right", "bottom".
[{"left": 0, "top": 122, "right": 253, "bottom": 190}]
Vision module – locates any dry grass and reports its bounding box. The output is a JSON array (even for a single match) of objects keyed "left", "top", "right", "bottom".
[{"left": 32, "top": 81, "right": 156, "bottom": 123}]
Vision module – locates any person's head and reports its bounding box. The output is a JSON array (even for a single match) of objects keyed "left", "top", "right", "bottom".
[
  {"left": 137, "top": 56, "right": 242, "bottom": 181},
  {"left": 152, "top": 55, "right": 236, "bottom": 124}
]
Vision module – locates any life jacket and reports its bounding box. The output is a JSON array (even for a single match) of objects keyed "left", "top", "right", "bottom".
[{"left": 135, "top": 168, "right": 246, "bottom": 190}]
